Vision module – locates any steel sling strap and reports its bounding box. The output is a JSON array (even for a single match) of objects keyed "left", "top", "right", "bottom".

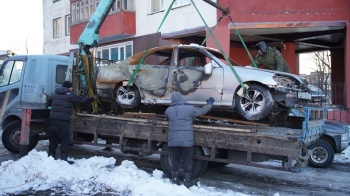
[{"left": 191, "top": 0, "right": 246, "bottom": 93}]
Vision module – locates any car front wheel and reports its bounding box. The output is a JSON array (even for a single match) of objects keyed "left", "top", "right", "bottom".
[
  {"left": 114, "top": 84, "right": 141, "bottom": 108},
  {"left": 308, "top": 140, "right": 334, "bottom": 168},
  {"left": 235, "top": 84, "right": 273, "bottom": 121}
]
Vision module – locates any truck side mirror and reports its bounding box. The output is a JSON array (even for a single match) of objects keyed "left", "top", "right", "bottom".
[{"left": 204, "top": 63, "right": 212, "bottom": 75}]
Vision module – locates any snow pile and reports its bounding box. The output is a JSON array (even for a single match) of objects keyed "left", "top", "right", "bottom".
[
  {"left": 0, "top": 150, "right": 247, "bottom": 196},
  {"left": 334, "top": 145, "right": 350, "bottom": 163}
]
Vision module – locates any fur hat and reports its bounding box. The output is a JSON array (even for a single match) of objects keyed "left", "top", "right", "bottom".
[{"left": 62, "top": 81, "right": 73, "bottom": 88}]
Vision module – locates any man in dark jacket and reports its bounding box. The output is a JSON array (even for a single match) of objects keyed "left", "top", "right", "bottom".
[
  {"left": 250, "top": 41, "right": 291, "bottom": 73},
  {"left": 165, "top": 92, "right": 214, "bottom": 188},
  {"left": 47, "top": 81, "right": 95, "bottom": 164}
]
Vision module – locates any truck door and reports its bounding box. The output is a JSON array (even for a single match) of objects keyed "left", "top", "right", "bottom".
[{"left": 0, "top": 56, "right": 26, "bottom": 119}]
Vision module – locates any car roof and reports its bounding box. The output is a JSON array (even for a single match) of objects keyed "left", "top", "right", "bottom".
[{"left": 124, "top": 45, "right": 240, "bottom": 66}]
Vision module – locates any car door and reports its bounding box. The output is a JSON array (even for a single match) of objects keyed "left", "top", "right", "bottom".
[
  {"left": 172, "top": 47, "right": 223, "bottom": 105},
  {"left": 131, "top": 48, "right": 174, "bottom": 99}
]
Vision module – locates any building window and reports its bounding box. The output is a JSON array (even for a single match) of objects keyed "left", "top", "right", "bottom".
[
  {"left": 116, "top": 0, "right": 121, "bottom": 11},
  {"left": 72, "top": 3, "right": 76, "bottom": 23},
  {"left": 53, "top": 17, "right": 62, "bottom": 38},
  {"left": 71, "top": 0, "right": 128, "bottom": 24},
  {"left": 76, "top": 2, "right": 80, "bottom": 22},
  {"left": 80, "top": 1, "right": 85, "bottom": 20},
  {"left": 96, "top": 42, "right": 133, "bottom": 66},
  {"left": 90, "top": 0, "right": 95, "bottom": 17},
  {"left": 111, "top": 47, "right": 119, "bottom": 61},
  {"left": 95, "top": 0, "right": 100, "bottom": 10},
  {"left": 174, "top": 0, "right": 191, "bottom": 7},
  {"left": 123, "top": 0, "right": 135, "bottom": 11},
  {"left": 85, "top": 0, "right": 89, "bottom": 19},
  {"left": 111, "top": 0, "right": 121, "bottom": 13},
  {"left": 65, "top": 15, "right": 71, "bottom": 36},
  {"left": 150, "top": 0, "right": 163, "bottom": 13}
]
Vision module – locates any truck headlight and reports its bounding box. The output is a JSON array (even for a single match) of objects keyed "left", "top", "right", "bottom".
[{"left": 341, "top": 132, "right": 349, "bottom": 142}]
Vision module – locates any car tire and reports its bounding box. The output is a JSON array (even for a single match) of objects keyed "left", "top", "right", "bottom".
[
  {"left": 308, "top": 140, "right": 334, "bottom": 168},
  {"left": 160, "top": 143, "right": 207, "bottom": 178},
  {"left": 114, "top": 84, "right": 141, "bottom": 108},
  {"left": 2, "top": 121, "right": 39, "bottom": 154},
  {"left": 235, "top": 84, "right": 273, "bottom": 121}
]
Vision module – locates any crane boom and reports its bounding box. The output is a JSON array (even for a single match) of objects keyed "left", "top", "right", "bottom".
[
  {"left": 74, "top": 0, "right": 116, "bottom": 113},
  {"left": 78, "top": 0, "right": 116, "bottom": 50}
]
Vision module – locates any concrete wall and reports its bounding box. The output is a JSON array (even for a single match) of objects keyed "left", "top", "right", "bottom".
[
  {"left": 135, "top": 0, "right": 217, "bottom": 36},
  {"left": 43, "top": 0, "right": 77, "bottom": 55}
]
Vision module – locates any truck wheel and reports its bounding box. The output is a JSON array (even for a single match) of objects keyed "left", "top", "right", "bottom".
[
  {"left": 2, "top": 121, "right": 39, "bottom": 154},
  {"left": 235, "top": 84, "right": 273, "bottom": 121},
  {"left": 160, "top": 144, "right": 207, "bottom": 178},
  {"left": 308, "top": 140, "right": 334, "bottom": 168},
  {"left": 114, "top": 84, "right": 141, "bottom": 108}
]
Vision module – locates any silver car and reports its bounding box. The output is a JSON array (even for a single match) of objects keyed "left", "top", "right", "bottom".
[{"left": 96, "top": 44, "right": 318, "bottom": 121}]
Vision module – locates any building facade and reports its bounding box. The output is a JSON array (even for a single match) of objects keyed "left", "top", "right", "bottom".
[{"left": 43, "top": 0, "right": 76, "bottom": 55}]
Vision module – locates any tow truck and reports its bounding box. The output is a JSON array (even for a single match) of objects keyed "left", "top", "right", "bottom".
[{"left": 0, "top": 0, "right": 332, "bottom": 177}]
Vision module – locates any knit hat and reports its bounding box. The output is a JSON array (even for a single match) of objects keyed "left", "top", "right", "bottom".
[
  {"left": 62, "top": 81, "right": 73, "bottom": 88},
  {"left": 255, "top": 41, "right": 267, "bottom": 53}
]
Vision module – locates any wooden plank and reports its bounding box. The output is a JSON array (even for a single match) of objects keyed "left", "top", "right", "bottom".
[
  {"left": 200, "top": 116, "right": 270, "bottom": 127},
  {"left": 193, "top": 124, "right": 253, "bottom": 133}
]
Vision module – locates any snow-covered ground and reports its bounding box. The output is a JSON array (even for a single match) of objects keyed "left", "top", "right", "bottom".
[{"left": 0, "top": 141, "right": 349, "bottom": 196}]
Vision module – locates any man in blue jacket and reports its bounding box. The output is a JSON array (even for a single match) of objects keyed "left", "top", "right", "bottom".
[
  {"left": 47, "top": 81, "right": 95, "bottom": 164},
  {"left": 165, "top": 92, "right": 214, "bottom": 188}
]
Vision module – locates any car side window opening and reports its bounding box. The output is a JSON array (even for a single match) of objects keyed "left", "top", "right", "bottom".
[
  {"left": 141, "top": 50, "right": 173, "bottom": 66},
  {"left": 176, "top": 48, "right": 207, "bottom": 67},
  {"left": 0, "top": 60, "right": 24, "bottom": 87}
]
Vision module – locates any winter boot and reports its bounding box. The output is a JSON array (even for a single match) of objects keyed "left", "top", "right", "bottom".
[
  {"left": 171, "top": 172, "right": 180, "bottom": 185},
  {"left": 61, "top": 154, "right": 74, "bottom": 165},
  {"left": 48, "top": 151, "right": 56, "bottom": 159},
  {"left": 183, "top": 173, "right": 193, "bottom": 188}
]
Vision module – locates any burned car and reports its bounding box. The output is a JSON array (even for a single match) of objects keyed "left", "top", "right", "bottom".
[{"left": 96, "top": 44, "right": 319, "bottom": 121}]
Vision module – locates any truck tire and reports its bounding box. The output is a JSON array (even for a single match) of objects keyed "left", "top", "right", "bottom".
[
  {"left": 308, "top": 140, "right": 334, "bottom": 168},
  {"left": 2, "top": 121, "right": 39, "bottom": 154},
  {"left": 235, "top": 84, "right": 273, "bottom": 121},
  {"left": 114, "top": 84, "right": 141, "bottom": 108},
  {"left": 160, "top": 143, "right": 207, "bottom": 178}
]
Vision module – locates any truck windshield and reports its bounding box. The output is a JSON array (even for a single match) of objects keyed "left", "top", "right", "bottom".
[{"left": 0, "top": 60, "right": 23, "bottom": 87}]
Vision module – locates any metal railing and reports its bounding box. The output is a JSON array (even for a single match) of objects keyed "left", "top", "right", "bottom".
[{"left": 307, "top": 82, "right": 349, "bottom": 123}]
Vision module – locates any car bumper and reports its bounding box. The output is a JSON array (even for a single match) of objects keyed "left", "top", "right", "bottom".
[{"left": 340, "top": 140, "right": 350, "bottom": 152}]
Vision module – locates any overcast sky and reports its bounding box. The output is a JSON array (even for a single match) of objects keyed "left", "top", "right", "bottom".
[{"left": 0, "top": 0, "right": 43, "bottom": 54}]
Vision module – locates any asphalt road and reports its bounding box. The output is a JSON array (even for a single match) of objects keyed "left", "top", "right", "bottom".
[{"left": 1, "top": 135, "right": 350, "bottom": 196}]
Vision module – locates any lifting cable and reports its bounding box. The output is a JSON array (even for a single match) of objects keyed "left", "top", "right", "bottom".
[
  {"left": 126, "top": 0, "right": 176, "bottom": 87},
  {"left": 191, "top": 0, "right": 246, "bottom": 92}
]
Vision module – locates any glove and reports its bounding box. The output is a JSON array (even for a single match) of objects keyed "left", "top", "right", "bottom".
[{"left": 207, "top": 97, "right": 215, "bottom": 105}]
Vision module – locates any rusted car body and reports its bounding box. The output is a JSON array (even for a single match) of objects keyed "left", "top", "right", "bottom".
[{"left": 96, "top": 44, "right": 319, "bottom": 121}]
